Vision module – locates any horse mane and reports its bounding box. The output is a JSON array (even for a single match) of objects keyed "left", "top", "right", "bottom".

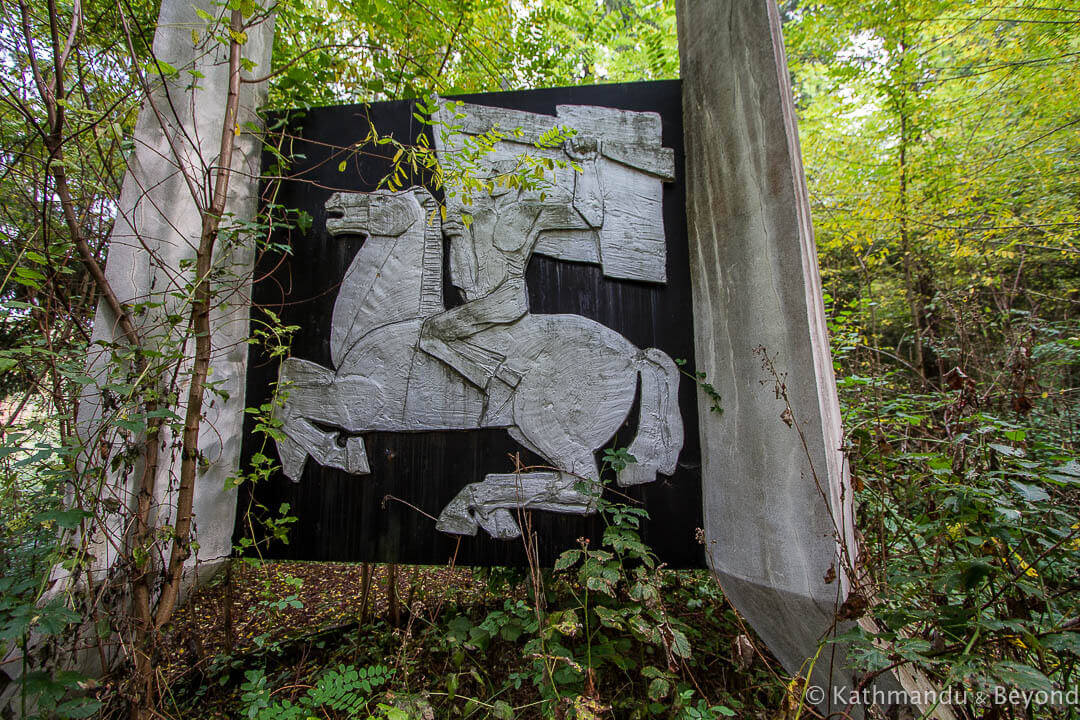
[{"left": 413, "top": 186, "right": 444, "bottom": 315}]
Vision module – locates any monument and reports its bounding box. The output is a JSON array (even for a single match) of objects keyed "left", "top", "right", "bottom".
[
  {"left": 13, "top": 2, "right": 955, "bottom": 717},
  {"left": 242, "top": 82, "right": 704, "bottom": 568},
  {"left": 271, "top": 101, "right": 684, "bottom": 543}
]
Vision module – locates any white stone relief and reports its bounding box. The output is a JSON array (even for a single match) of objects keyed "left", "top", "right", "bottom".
[{"left": 274, "top": 103, "right": 684, "bottom": 539}]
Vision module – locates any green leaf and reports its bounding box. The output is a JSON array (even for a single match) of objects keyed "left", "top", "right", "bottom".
[
  {"left": 1010, "top": 481, "right": 1050, "bottom": 503},
  {"left": 554, "top": 549, "right": 580, "bottom": 571},
  {"left": 56, "top": 697, "right": 102, "bottom": 719},
  {"left": 959, "top": 560, "right": 994, "bottom": 590},
  {"left": 35, "top": 603, "right": 82, "bottom": 635},
  {"left": 992, "top": 661, "right": 1053, "bottom": 692},
  {"left": 647, "top": 677, "right": 670, "bottom": 701},
  {"left": 15, "top": 267, "right": 45, "bottom": 281},
  {"left": 1043, "top": 633, "right": 1080, "bottom": 655},
  {"left": 147, "top": 59, "right": 178, "bottom": 77},
  {"left": 669, "top": 627, "right": 691, "bottom": 658},
  {"left": 990, "top": 443, "right": 1025, "bottom": 458},
  {"left": 34, "top": 508, "right": 92, "bottom": 529},
  {"left": 296, "top": 210, "right": 313, "bottom": 235}
]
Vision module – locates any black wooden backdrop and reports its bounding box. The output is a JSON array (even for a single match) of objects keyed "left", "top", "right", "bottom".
[{"left": 235, "top": 80, "right": 705, "bottom": 568}]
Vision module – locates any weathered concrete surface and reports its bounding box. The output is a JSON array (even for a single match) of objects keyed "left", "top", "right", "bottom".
[
  {"left": 677, "top": 5, "right": 955, "bottom": 719},
  {"left": 676, "top": 0, "right": 857, "bottom": 711},
  {"left": 76, "top": 0, "right": 274, "bottom": 584}
]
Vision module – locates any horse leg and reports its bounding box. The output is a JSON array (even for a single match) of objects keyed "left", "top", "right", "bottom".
[
  {"left": 436, "top": 430, "right": 600, "bottom": 539},
  {"left": 275, "top": 358, "right": 371, "bottom": 481},
  {"left": 435, "top": 471, "right": 555, "bottom": 538},
  {"left": 276, "top": 415, "right": 369, "bottom": 481}
]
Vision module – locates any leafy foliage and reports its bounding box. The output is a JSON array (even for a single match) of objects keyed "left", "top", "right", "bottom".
[
  {"left": 241, "top": 663, "right": 393, "bottom": 719},
  {"left": 785, "top": 2, "right": 1080, "bottom": 715},
  {"left": 268, "top": 0, "right": 678, "bottom": 108}
]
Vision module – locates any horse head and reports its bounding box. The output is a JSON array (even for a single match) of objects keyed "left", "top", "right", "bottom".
[
  {"left": 325, "top": 186, "right": 444, "bottom": 369},
  {"left": 325, "top": 187, "right": 429, "bottom": 240}
]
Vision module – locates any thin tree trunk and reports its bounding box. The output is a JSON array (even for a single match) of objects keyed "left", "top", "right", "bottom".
[
  {"left": 152, "top": 8, "right": 244, "bottom": 631},
  {"left": 224, "top": 560, "right": 235, "bottom": 653},
  {"left": 387, "top": 563, "right": 400, "bottom": 627},
  {"left": 405, "top": 565, "right": 420, "bottom": 616},
  {"left": 896, "top": 36, "right": 926, "bottom": 382},
  {"left": 359, "top": 562, "right": 373, "bottom": 624}
]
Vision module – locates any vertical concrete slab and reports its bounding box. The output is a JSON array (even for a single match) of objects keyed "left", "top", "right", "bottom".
[
  {"left": 676, "top": 0, "right": 858, "bottom": 709},
  {"left": 76, "top": 2, "right": 274, "bottom": 582}
]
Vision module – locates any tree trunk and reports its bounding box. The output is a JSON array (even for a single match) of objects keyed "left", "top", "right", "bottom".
[
  {"left": 387, "top": 564, "right": 400, "bottom": 627},
  {"left": 896, "top": 33, "right": 927, "bottom": 383}
]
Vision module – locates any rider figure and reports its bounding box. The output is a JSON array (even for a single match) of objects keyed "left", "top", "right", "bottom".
[{"left": 419, "top": 135, "right": 604, "bottom": 390}]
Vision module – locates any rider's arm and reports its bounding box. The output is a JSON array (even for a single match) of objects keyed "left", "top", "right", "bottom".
[
  {"left": 445, "top": 217, "right": 478, "bottom": 293},
  {"left": 566, "top": 136, "right": 604, "bottom": 229}
]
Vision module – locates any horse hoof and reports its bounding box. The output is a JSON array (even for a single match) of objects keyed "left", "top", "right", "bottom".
[
  {"left": 475, "top": 508, "right": 520, "bottom": 540},
  {"left": 435, "top": 496, "right": 478, "bottom": 536},
  {"left": 276, "top": 437, "right": 307, "bottom": 482},
  {"left": 345, "top": 436, "right": 370, "bottom": 474}
]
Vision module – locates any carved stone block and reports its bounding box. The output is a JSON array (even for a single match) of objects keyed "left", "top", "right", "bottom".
[{"left": 273, "top": 100, "right": 685, "bottom": 541}]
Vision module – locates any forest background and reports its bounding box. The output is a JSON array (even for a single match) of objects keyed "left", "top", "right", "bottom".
[{"left": 0, "top": 0, "right": 1077, "bottom": 718}]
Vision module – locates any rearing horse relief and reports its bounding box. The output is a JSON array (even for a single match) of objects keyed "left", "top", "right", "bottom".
[{"left": 273, "top": 102, "right": 684, "bottom": 540}]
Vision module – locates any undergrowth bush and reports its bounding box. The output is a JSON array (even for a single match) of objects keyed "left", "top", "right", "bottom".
[
  {"left": 212, "top": 445, "right": 763, "bottom": 720},
  {"left": 830, "top": 303, "right": 1080, "bottom": 718}
]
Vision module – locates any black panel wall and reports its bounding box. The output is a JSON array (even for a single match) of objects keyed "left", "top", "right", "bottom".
[{"left": 236, "top": 80, "right": 705, "bottom": 568}]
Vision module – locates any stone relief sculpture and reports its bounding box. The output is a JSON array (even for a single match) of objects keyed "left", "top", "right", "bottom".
[{"left": 273, "top": 102, "right": 684, "bottom": 539}]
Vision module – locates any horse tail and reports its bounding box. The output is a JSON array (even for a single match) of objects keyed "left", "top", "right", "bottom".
[{"left": 619, "top": 348, "right": 684, "bottom": 487}]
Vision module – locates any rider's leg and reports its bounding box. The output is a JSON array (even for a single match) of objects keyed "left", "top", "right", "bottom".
[{"left": 419, "top": 278, "right": 527, "bottom": 388}]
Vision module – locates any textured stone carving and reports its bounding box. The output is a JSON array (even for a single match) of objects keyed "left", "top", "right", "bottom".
[
  {"left": 434, "top": 101, "right": 675, "bottom": 285},
  {"left": 275, "top": 103, "right": 684, "bottom": 538}
]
